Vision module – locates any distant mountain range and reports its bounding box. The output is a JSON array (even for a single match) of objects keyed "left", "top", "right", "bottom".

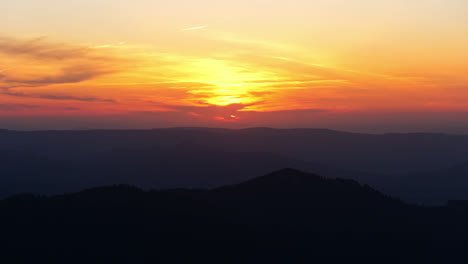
[
  {"left": 2, "top": 127, "right": 468, "bottom": 172},
  {"left": 2, "top": 128, "right": 468, "bottom": 204},
  {"left": 1, "top": 169, "right": 466, "bottom": 263}
]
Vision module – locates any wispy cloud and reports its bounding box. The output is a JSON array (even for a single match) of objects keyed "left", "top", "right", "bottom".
[
  {"left": 0, "top": 36, "right": 92, "bottom": 61},
  {"left": 133, "top": 101, "right": 329, "bottom": 127},
  {"left": 0, "top": 103, "right": 80, "bottom": 111},
  {"left": 4, "top": 65, "right": 112, "bottom": 86},
  {"left": 0, "top": 36, "right": 126, "bottom": 107},
  {"left": 2, "top": 90, "right": 117, "bottom": 103},
  {"left": 182, "top": 25, "right": 208, "bottom": 31},
  {"left": 0, "top": 104, "right": 41, "bottom": 111},
  {"left": 0, "top": 36, "right": 124, "bottom": 90}
]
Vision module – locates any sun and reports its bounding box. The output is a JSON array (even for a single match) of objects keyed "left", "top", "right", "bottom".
[
  {"left": 204, "top": 95, "right": 244, "bottom": 106},
  {"left": 197, "top": 84, "right": 261, "bottom": 106}
]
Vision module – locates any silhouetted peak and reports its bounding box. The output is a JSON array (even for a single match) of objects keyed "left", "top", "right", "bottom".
[
  {"left": 4, "top": 193, "right": 40, "bottom": 202},
  {"left": 273, "top": 168, "right": 307, "bottom": 175},
  {"left": 72, "top": 185, "right": 144, "bottom": 202},
  {"left": 212, "top": 168, "right": 396, "bottom": 208},
  {"left": 214, "top": 169, "right": 329, "bottom": 195},
  {"left": 77, "top": 184, "right": 143, "bottom": 195},
  {"left": 242, "top": 168, "right": 324, "bottom": 186}
]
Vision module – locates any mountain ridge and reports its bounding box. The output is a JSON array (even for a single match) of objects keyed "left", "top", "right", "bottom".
[{"left": 0, "top": 168, "right": 462, "bottom": 263}]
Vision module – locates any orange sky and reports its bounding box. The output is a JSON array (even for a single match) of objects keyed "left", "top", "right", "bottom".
[{"left": 1, "top": 0, "right": 468, "bottom": 132}]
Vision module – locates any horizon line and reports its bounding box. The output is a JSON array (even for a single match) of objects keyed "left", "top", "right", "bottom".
[{"left": 0, "top": 126, "right": 466, "bottom": 136}]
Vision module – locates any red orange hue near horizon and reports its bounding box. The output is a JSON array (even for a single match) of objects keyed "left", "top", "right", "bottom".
[{"left": 1, "top": 0, "right": 468, "bottom": 131}]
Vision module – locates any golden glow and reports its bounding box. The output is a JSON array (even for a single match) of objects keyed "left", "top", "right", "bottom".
[{"left": 1, "top": 0, "right": 468, "bottom": 127}]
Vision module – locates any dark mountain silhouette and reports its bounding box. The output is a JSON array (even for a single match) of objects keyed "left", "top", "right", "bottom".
[
  {"left": 0, "top": 147, "right": 325, "bottom": 197},
  {"left": 2, "top": 144, "right": 468, "bottom": 205},
  {"left": 1, "top": 169, "right": 466, "bottom": 263}
]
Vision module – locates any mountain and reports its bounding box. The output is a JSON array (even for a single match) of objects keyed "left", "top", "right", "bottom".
[
  {"left": 1, "top": 128, "right": 468, "bottom": 173},
  {"left": 2, "top": 128, "right": 468, "bottom": 205},
  {"left": 2, "top": 146, "right": 468, "bottom": 205},
  {"left": 0, "top": 147, "right": 326, "bottom": 198},
  {"left": 0, "top": 169, "right": 466, "bottom": 263}
]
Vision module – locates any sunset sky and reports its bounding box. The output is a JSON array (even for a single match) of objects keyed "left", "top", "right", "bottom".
[{"left": 2, "top": 0, "right": 468, "bottom": 132}]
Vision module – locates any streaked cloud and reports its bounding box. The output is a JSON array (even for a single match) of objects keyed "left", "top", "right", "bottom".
[
  {"left": 0, "top": 103, "right": 80, "bottom": 111},
  {"left": 2, "top": 90, "right": 117, "bottom": 103},
  {"left": 182, "top": 25, "right": 208, "bottom": 31},
  {"left": 0, "top": 36, "right": 125, "bottom": 89},
  {"left": 0, "top": 36, "right": 93, "bottom": 61},
  {"left": 3, "top": 65, "right": 112, "bottom": 86},
  {"left": 0, "top": 104, "right": 41, "bottom": 111}
]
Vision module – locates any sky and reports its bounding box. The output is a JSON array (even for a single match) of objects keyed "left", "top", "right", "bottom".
[{"left": 1, "top": 0, "right": 468, "bottom": 133}]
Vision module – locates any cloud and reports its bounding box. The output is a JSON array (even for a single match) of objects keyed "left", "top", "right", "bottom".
[
  {"left": 131, "top": 103, "right": 329, "bottom": 128},
  {"left": 4, "top": 65, "right": 112, "bottom": 86},
  {"left": 182, "top": 26, "right": 208, "bottom": 31},
  {"left": 145, "top": 100, "right": 328, "bottom": 121},
  {"left": 0, "top": 36, "right": 124, "bottom": 90},
  {"left": 187, "top": 112, "right": 202, "bottom": 117},
  {"left": 148, "top": 101, "right": 253, "bottom": 113},
  {"left": 2, "top": 90, "right": 117, "bottom": 103},
  {"left": 62, "top": 107, "right": 81, "bottom": 111},
  {"left": 0, "top": 103, "right": 80, "bottom": 111},
  {"left": 0, "top": 104, "right": 41, "bottom": 111},
  {"left": 0, "top": 36, "right": 102, "bottom": 61}
]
